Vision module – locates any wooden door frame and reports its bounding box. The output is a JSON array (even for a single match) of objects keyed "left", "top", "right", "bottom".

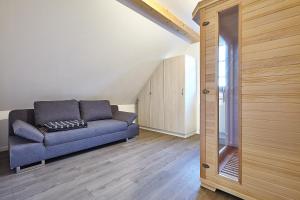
[
  {"left": 200, "top": 1, "right": 242, "bottom": 183},
  {"left": 200, "top": 8, "right": 207, "bottom": 179}
]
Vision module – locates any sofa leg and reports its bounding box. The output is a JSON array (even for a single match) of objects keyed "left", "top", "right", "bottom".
[
  {"left": 15, "top": 160, "right": 46, "bottom": 174},
  {"left": 126, "top": 137, "right": 137, "bottom": 143},
  {"left": 16, "top": 166, "right": 21, "bottom": 173}
]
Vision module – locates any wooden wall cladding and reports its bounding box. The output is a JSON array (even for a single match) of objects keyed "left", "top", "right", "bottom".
[{"left": 198, "top": 0, "right": 300, "bottom": 199}]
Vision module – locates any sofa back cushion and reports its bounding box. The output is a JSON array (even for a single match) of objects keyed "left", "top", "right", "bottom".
[
  {"left": 79, "top": 100, "right": 113, "bottom": 121},
  {"left": 34, "top": 100, "right": 81, "bottom": 126}
]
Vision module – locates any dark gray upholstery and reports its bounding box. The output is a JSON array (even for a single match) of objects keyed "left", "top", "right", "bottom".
[
  {"left": 113, "top": 111, "right": 137, "bottom": 125},
  {"left": 34, "top": 100, "right": 81, "bottom": 126},
  {"left": 13, "top": 120, "right": 44, "bottom": 143},
  {"left": 44, "top": 126, "right": 96, "bottom": 146},
  {"left": 9, "top": 109, "right": 35, "bottom": 136},
  {"left": 44, "top": 119, "right": 127, "bottom": 146},
  {"left": 88, "top": 120, "right": 128, "bottom": 135},
  {"left": 111, "top": 105, "right": 119, "bottom": 114},
  {"left": 8, "top": 105, "right": 139, "bottom": 170},
  {"left": 9, "top": 136, "right": 45, "bottom": 169},
  {"left": 45, "top": 124, "right": 137, "bottom": 159},
  {"left": 8, "top": 107, "right": 118, "bottom": 135},
  {"left": 126, "top": 123, "right": 139, "bottom": 138},
  {"left": 80, "top": 100, "right": 113, "bottom": 121}
]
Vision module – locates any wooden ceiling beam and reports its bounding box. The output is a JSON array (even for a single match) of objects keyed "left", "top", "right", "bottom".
[{"left": 120, "top": 0, "right": 200, "bottom": 43}]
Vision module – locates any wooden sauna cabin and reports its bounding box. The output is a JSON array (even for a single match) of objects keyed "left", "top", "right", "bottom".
[{"left": 193, "top": 0, "right": 300, "bottom": 199}]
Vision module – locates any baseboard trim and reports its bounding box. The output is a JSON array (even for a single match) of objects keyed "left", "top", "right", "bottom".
[
  {"left": 0, "top": 145, "right": 8, "bottom": 152},
  {"left": 140, "top": 127, "right": 196, "bottom": 138}
]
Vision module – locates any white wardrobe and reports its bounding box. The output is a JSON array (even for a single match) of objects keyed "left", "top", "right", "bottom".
[{"left": 138, "top": 55, "right": 197, "bottom": 137}]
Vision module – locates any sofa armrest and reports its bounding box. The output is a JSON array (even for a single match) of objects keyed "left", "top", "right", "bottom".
[
  {"left": 113, "top": 111, "right": 137, "bottom": 125},
  {"left": 12, "top": 120, "right": 44, "bottom": 143}
]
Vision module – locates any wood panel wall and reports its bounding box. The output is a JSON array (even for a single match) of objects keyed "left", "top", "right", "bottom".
[
  {"left": 198, "top": 0, "right": 300, "bottom": 199},
  {"left": 241, "top": 1, "right": 300, "bottom": 199}
]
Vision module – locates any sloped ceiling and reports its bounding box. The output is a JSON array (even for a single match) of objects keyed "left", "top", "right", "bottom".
[
  {"left": 157, "top": 0, "right": 200, "bottom": 33},
  {"left": 0, "top": 0, "right": 191, "bottom": 110}
]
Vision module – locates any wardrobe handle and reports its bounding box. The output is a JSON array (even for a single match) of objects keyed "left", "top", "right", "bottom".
[{"left": 181, "top": 88, "right": 184, "bottom": 96}]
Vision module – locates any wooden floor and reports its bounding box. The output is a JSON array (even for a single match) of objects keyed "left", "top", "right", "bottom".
[{"left": 0, "top": 130, "right": 241, "bottom": 200}]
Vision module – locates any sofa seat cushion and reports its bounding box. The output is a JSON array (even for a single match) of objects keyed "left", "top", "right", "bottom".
[
  {"left": 87, "top": 119, "right": 128, "bottom": 135},
  {"left": 44, "top": 119, "right": 128, "bottom": 146}
]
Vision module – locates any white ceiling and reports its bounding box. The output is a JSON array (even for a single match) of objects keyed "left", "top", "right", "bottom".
[
  {"left": 157, "top": 0, "right": 200, "bottom": 33},
  {"left": 0, "top": 0, "right": 192, "bottom": 110}
]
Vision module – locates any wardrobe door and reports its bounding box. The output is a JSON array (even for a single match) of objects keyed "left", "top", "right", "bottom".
[
  {"left": 138, "top": 81, "right": 151, "bottom": 127},
  {"left": 184, "top": 56, "right": 197, "bottom": 134},
  {"left": 150, "top": 63, "right": 164, "bottom": 130},
  {"left": 164, "top": 56, "right": 185, "bottom": 133}
]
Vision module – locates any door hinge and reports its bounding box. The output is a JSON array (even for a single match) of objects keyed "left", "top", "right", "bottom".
[
  {"left": 202, "top": 89, "right": 210, "bottom": 94},
  {"left": 202, "top": 163, "right": 210, "bottom": 169},
  {"left": 202, "top": 21, "right": 210, "bottom": 26}
]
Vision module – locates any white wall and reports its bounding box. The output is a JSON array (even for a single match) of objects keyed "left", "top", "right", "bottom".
[
  {"left": 0, "top": 111, "right": 9, "bottom": 151},
  {"left": 0, "top": 0, "right": 189, "bottom": 111}
]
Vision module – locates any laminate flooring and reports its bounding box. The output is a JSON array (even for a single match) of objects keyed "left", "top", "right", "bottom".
[{"left": 0, "top": 130, "right": 241, "bottom": 200}]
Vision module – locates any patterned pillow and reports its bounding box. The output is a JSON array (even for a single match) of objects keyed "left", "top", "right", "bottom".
[{"left": 41, "top": 120, "right": 87, "bottom": 133}]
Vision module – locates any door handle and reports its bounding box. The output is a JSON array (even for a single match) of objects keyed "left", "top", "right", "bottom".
[
  {"left": 202, "top": 163, "right": 210, "bottom": 169},
  {"left": 181, "top": 88, "right": 184, "bottom": 96},
  {"left": 202, "top": 89, "right": 210, "bottom": 94},
  {"left": 202, "top": 21, "right": 210, "bottom": 26}
]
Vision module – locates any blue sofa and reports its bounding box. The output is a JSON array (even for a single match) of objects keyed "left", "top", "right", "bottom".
[{"left": 8, "top": 100, "right": 139, "bottom": 172}]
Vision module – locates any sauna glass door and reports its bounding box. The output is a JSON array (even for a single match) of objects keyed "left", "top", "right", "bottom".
[{"left": 218, "top": 5, "right": 240, "bottom": 181}]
